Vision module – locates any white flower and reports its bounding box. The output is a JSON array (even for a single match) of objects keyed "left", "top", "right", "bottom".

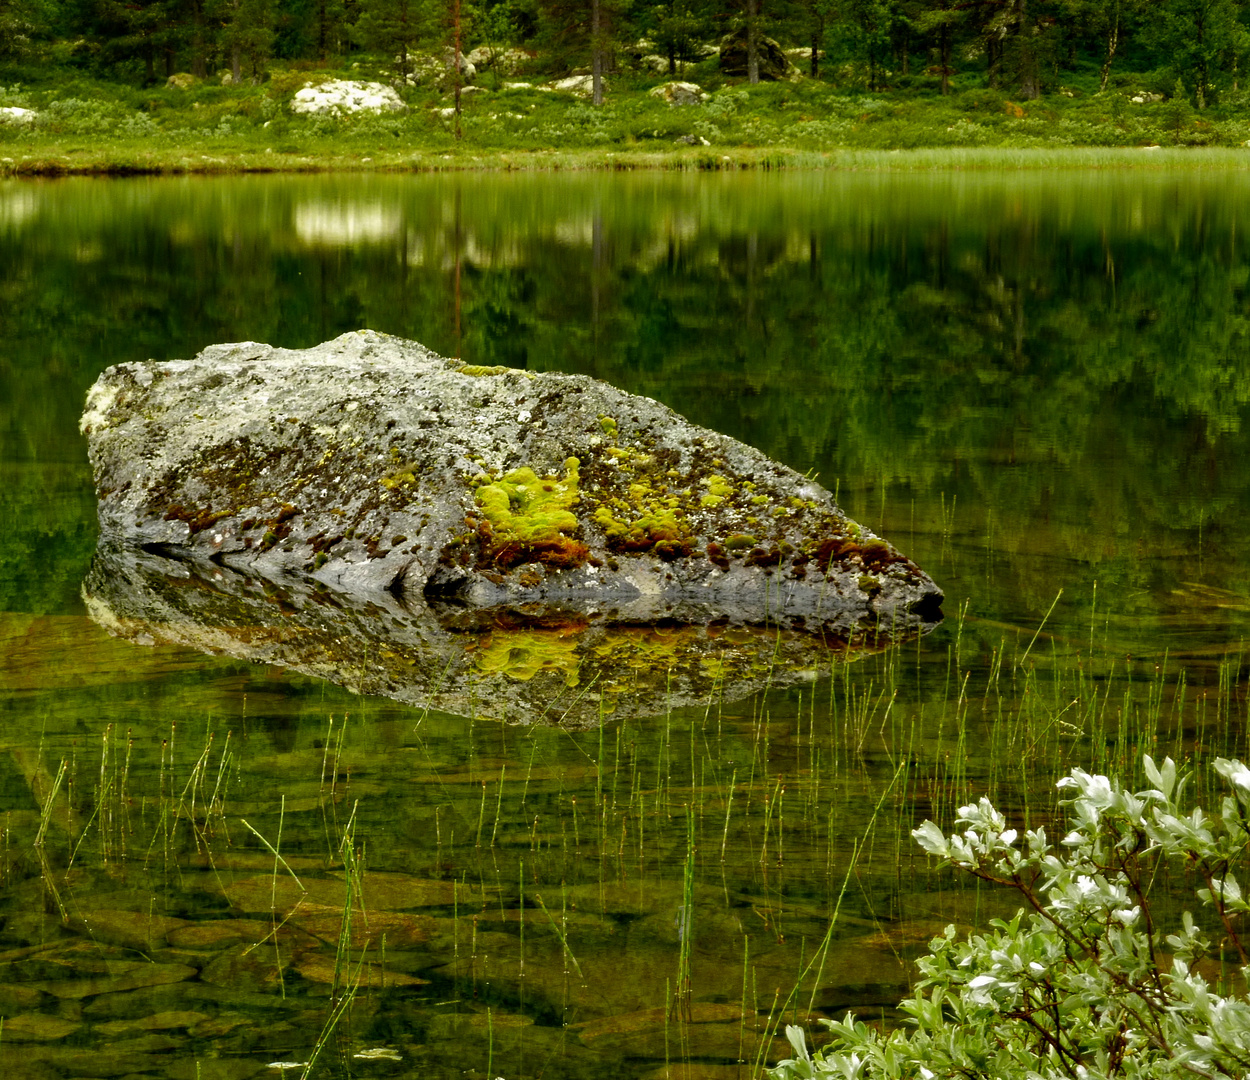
[
  {"left": 1075, "top": 875, "right": 1099, "bottom": 898},
  {"left": 1226, "top": 761, "right": 1250, "bottom": 790},
  {"left": 1085, "top": 773, "right": 1113, "bottom": 802}
]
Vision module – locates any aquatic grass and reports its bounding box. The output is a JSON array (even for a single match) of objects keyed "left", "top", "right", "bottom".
[
  {"left": 534, "top": 892, "right": 584, "bottom": 978},
  {"left": 332, "top": 800, "right": 365, "bottom": 1004},
  {"left": 672, "top": 805, "right": 696, "bottom": 1024},
  {"left": 33, "top": 758, "right": 66, "bottom": 848},
  {"left": 749, "top": 760, "right": 907, "bottom": 1075},
  {"left": 490, "top": 765, "right": 506, "bottom": 848},
  {"left": 299, "top": 955, "right": 364, "bottom": 1080}
]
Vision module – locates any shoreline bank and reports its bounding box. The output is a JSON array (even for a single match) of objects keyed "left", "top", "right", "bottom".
[{"left": 6, "top": 144, "right": 1250, "bottom": 177}]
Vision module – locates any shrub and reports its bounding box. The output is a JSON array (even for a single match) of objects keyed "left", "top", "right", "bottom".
[{"left": 771, "top": 756, "right": 1250, "bottom": 1080}]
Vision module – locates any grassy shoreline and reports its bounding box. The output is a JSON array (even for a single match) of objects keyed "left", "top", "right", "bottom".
[
  {"left": 6, "top": 66, "right": 1250, "bottom": 176},
  {"left": 7, "top": 144, "right": 1250, "bottom": 176}
]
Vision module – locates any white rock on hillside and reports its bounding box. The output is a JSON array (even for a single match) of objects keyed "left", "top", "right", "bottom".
[
  {"left": 0, "top": 107, "right": 37, "bottom": 124},
  {"left": 290, "top": 80, "right": 406, "bottom": 117},
  {"left": 649, "top": 81, "right": 708, "bottom": 106},
  {"left": 551, "top": 75, "right": 599, "bottom": 95},
  {"left": 467, "top": 46, "right": 529, "bottom": 75}
]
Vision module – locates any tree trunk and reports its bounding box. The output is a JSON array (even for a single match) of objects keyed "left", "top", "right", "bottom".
[
  {"left": 1195, "top": 8, "right": 1208, "bottom": 108},
  {"left": 232, "top": 46, "right": 241, "bottom": 86},
  {"left": 746, "top": 0, "right": 759, "bottom": 85},
  {"left": 592, "top": 0, "right": 604, "bottom": 105},
  {"left": 810, "top": 19, "right": 821, "bottom": 79},
  {"left": 191, "top": 0, "right": 207, "bottom": 77},
  {"left": 317, "top": 0, "right": 327, "bottom": 61},
  {"left": 453, "top": 0, "right": 463, "bottom": 137},
  {"left": 1015, "top": 0, "right": 1038, "bottom": 100},
  {"left": 940, "top": 19, "right": 949, "bottom": 95},
  {"left": 1098, "top": 7, "right": 1119, "bottom": 92}
]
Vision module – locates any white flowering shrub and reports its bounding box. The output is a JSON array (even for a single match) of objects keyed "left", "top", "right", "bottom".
[{"left": 772, "top": 756, "right": 1250, "bottom": 1080}]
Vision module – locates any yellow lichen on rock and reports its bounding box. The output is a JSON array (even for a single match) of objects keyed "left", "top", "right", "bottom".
[
  {"left": 475, "top": 458, "right": 580, "bottom": 542},
  {"left": 472, "top": 457, "right": 589, "bottom": 568}
]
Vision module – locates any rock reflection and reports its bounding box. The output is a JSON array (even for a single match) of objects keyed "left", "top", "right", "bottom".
[
  {"left": 82, "top": 545, "right": 938, "bottom": 727},
  {"left": 292, "top": 199, "right": 402, "bottom": 246}
]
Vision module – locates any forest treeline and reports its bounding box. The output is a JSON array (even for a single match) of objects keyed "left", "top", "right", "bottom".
[{"left": 2, "top": 0, "right": 1250, "bottom": 108}]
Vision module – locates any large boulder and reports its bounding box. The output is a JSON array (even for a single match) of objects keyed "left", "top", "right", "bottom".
[
  {"left": 551, "top": 75, "right": 599, "bottom": 96},
  {"left": 80, "top": 331, "right": 941, "bottom": 642},
  {"left": 289, "top": 80, "right": 406, "bottom": 117},
  {"left": 718, "top": 28, "right": 800, "bottom": 81},
  {"left": 649, "top": 81, "right": 708, "bottom": 106},
  {"left": 407, "top": 50, "right": 476, "bottom": 88},
  {"left": 466, "top": 45, "right": 530, "bottom": 76}
]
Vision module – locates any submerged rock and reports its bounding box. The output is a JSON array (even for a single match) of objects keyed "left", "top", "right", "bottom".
[{"left": 81, "top": 329, "right": 941, "bottom": 640}]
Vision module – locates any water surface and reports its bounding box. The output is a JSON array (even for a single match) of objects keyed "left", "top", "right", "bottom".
[{"left": 1, "top": 171, "right": 1249, "bottom": 1078}]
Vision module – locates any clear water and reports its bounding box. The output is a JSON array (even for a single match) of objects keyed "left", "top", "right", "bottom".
[{"left": 1, "top": 171, "right": 1249, "bottom": 1079}]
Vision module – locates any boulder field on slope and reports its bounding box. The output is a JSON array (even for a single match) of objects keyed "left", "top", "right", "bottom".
[{"left": 80, "top": 330, "right": 942, "bottom": 639}]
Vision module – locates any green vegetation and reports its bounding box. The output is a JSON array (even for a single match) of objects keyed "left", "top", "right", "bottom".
[
  {"left": 5, "top": 70, "right": 1250, "bottom": 174},
  {"left": 6, "top": 0, "right": 1250, "bottom": 172},
  {"left": 772, "top": 755, "right": 1250, "bottom": 1080}
]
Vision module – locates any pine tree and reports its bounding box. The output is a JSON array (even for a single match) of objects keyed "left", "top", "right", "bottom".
[
  {"left": 354, "top": 0, "right": 432, "bottom": 78},
  {"left": 1150, "top": 0, "right": 1246, "bottom": 107},
  {"left": 222, "top": 0, "right": 277, "bottom": 80}
]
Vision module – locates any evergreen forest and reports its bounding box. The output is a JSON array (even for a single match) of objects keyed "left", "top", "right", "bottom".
[{"left": 3, "top": 0, "right": 1250, "bottom": 111}]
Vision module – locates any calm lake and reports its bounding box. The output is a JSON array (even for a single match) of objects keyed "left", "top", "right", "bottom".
[{"left": 2, "top": 170, "right": 1250, "bottom": 1079}]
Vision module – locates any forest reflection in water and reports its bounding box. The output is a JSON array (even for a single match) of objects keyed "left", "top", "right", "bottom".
[{"left": 0, "top": 170, "right": 1249, "bottom": 1077}]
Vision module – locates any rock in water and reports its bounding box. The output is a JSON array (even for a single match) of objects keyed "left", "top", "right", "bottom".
[{"left": 80, "top": 330, "right": 941, "bottom": 639}]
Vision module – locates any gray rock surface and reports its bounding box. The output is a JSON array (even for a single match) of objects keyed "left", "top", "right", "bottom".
[
  {"left": 80, "top": 330, "right": 941, "bottom": 640},
  {"left": 718, "top": 29, "right": 800, "bottom": 81},
  {"left": 649, "top": 81, "right": 708, "bottom": 106}
]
